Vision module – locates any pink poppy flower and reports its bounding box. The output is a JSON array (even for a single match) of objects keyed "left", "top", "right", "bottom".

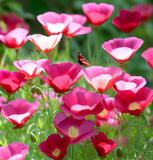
[
  {"left": 115, "top": 87, "right": 153, "bottom": 115},
  {"left": 41, "top": 62, "right": 83, "bottom": 93},
  {"left": 141, "top": 47, "right": 153, "bottom": 69},
  {"left": 131, "top": 3, "right": 153, "bottom": 21},
  {"left": 83, "top": 66, "right": 122, "bottom": 92},
  {"left": 113, "top": 72, "right": 146, "bottom": 92},
  {"left": 82, "top": 2, "right": 114, "bottom": 26},
  {"left": 0, "top": 97, "right": 7, "bottom": 112},
  {"left": 37, "top": 12, "right": 72, "bottom": 35},
  {"left": 59, "top": 87, "right": 103, "bottom": 119},
  {"left": 112, "top": 9, "right": 141, "bottom": 33},
  {"left": 0, "top": 142, "right": 29, "bottom": 160},
  {"left": 70, "top": 14, "right": 87, "bottom": 25},
  {"left": 39, "top": 134, "right": 70, "bottom": 160},
  {"left": 0, "top": 28, "right": 29, "bottom": 49},
  {"left": 1, "top": 99, "right": 39, "bottom": 128},
  {"left": 14, "top": 59, "right": 51, "bottom": 80},
  {"left": 53, "top": 112, "right": 98, "bottom": 144},
  {"left": 0, "top": 70, "right": 26, "bottom": 93},
  {"left": 91, "top": 132, "right": 118, "bottom": 157},
  {"left": 102, "top": 37, "right": 143, "bottom": 62},
  {"left": 28, "top": 34, "right": 62, "bottom": 53},
  {"left": 0, "top": 13, "right": 29, "bottom": 35}
]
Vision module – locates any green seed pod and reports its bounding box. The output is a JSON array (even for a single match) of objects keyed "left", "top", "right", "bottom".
[
  {"left": 116, "top": 148, "right": 123, "bottom": 158},
  {"left": 149, "top": 137, "right": 153, "bottom": 145},
  {"left": 31, "top": 86, "right": 37, "bottom": 94},
  {"left": 36, "top": 87, "right": 43, "bottom": 95},
  {"left": 30, "top": 133, "right": 37, "bottom": 142},
  {"left": 40, "top": 78, "right": 45, "bottom": 85}
]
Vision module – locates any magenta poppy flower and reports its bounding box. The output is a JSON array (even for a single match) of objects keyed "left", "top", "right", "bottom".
[
  {"left": 0, "top": 13, "right": 29, "bottom": 35},
  {"left": 41, "top": 62, "right": 83, "bottom": 93},
  {"left": 131, "top": 3, "right": 153, "bottom": 21},
  {"left": 39, "top": 134, "right": 70, "bottom": 160},
  {"left": 82, "top": 2, "right": 114, "bottom": 26},
  {"left": 141, "top": 47, "right": 153, "bottom": 69},
  {"left": 0, "top": 28, "right": 29, "bottom": 49},
  {"left": 112, "top": 9, "right": 141, "bottom": 33},
  {"left": 102, "top": 37, "right": 143, "bottom": 62},
  {"left": 0, "top": 97, "right": 7, "bottom": 112},
  {"left": 28, "top": 34, "right": 62, "bottom": 53},
  {"left": 0, "top": 70, "right": 26, "bottom": 93},
  {"left": 115, "top": 87, "right": 153, "bottom": 116},
  {"left": 91, "top": 132, "right": 118, "bottom": 157},
  {"left": 0, "top": 142, "right": 29, "bottom": 160},
  {"left": 113, "top": 72, "right": 146, "bottom": 92},
  {"left": 37, "top": 12, "right": 72, "bottom": 35},
  {"left": 1, "top": 99, "right": 39, "bottom": 128},
  {"left": 59, "top": 87, "right": 103, "bottom": 119},
  {"left": 83, "top": 66, "right": 122, "bottom": 92},
  {"left": 53, "top": 112, "right": 98, "bottom": 144},
  {"left": 14, "top": 59, "right": 51, "bottom": 80}
]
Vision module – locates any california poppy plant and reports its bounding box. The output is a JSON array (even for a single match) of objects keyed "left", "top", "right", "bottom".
[
  {"left": 39, "top": 134, "right": 71, "bottom": 160},
  {"left": 82, "top": 2, "right": 114, "bottom": 26},
  {"left": 0, "top": 142, "right": 29, "bottom": 160},
  {"left": 14, "top": 59, "right": 51, "bottom": 80},
  {"left": 91, "top": 132, "right": 118, "bottom": 157},
  {"left": 83, "top": 66, "right": 122, "bottom": 92},
  {"left": 102, "top": 37, "right": 143, "bottom": 62},
  {"left": 112, "top": 9, "right": 141, "bottom": 33}
]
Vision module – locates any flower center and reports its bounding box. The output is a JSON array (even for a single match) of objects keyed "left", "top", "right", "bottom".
[
  {"left": 68, "top": 126, "right": 78, "bottom": 138},
  {"left": 52, "top": 148, "right": 61, "bottom": 157},
  {"left": 129, "top": 102, "right": 140, "bottom": 110},
  {"left": 99, "top": 109, "right": 108, "bottom": 118}
]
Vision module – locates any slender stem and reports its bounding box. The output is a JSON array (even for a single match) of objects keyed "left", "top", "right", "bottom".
[
  {"left": 71, "top": 144, "right": 74, "bottom": 160},
  {"left": 0, "top": 49, "right": 7, "bottom": 68},
  {"left": 7, "top": 93, "right": 11, "bottom": 103},
  {"left": 65, "top": 37, "right": 70, "bottom": 60},
  {"left": 93, "top": 26, "right": 98, "bottom": 64},
  {"left": 20, "top": 128, "right": 24, "bottom": 142},
  {"left": 16, "top": 49, "right": 19, "bottom": 61},
  {"left": 87, "top": 34, "right": 91, "bottom": 63},
  {"left": 137, "top": 115, "right": 141, "bottom": 142},
  {"left": 119, "top": 62, "right": 125, "bottom": 71}
]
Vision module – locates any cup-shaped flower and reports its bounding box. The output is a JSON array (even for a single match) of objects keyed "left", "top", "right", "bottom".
[
  {"left": 70, "top": 14, "right": 87, "bottom": 25},
  {"left": 0, "top": 28, "right": 29, "bottom": 49},
  {"left": 37, "top": 12, "right": 72, "bottom": 35},
  {"left": 131, "top": 3, "right": 153, "bottom": 21},
  {"left": 112, "top": 9, "right": 141, "bottom": 33},
  {"left": 102, "top": 37, "right": 143, "bottom": 62},
  {"left": 115, "top": 87, "right": 153, "bottom": 115},
  {"left": 83, "top": 66, "right": 122, "bottom": 92},
  {"left": 141, "top": 47, "right": 153, "bottom": 69},
  {"left": 39, "top": 134, "right": 70, "bottom": 160},
  {"left": 1, "top": 99, "right": 39, "bottom": 128},
  {"left": 0, "top": 70, "right": 26, "bottom": 93},
  {"left": 28, "top": 34, "right": 62, "bottom": 53},
  {"left": 41, "top": 62, "right": 83, "bottom": 93},
  {"left": 53, "top": 112, "right": 98, "bottom": 144},
  {"left": 14, "top": 59, "right": 51, "bottom": 80},
  {"left": 113, "top": 72, "right": 146, "bottom": 92},
  {"left": 59, "top": 87, "right": 103, "bottom": 119},
  {"left": 0, "top": 13, "right": 29, "bottom": 35},
  {"left": 82, "top": 2, "right": 114, "bottom": 26},
  {"left": 0, "top": 142, "right": 29, "bottom": 160},
  {"left": 91, "top": 132, "right": 118, "bottom": 157},
  {"left": 0, "top": 97, "right": 7, "bottom": 112}
]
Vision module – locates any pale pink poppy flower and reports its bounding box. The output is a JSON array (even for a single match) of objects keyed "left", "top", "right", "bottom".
[
  {"left": 0, "top": 142, "right": 29, "bottom": 160},
  {"left": 113, "top": 72, "right": 146, "bottom": 92},
  {"left": 14, "top": 59, "right": 51, "bottom": 80},
  {"left": 131, "top": 3, "right": 153, "bottom": 21},
  {"left": 28, "top": 34, "right": 62, "bottom": 53},
  {"left": 82, "top": 2, "right": 114, "bottom": 26},
  {"left": 141, "top": 47, "right": 153, "bottom": 69},
  {"left": 59, "top": 87, "right": 103, "bottom": 119},
  {"left": 0, "top": 28, "right": 29, "bottom": 49},
  {"left": 102, "top": 37, "right": 143, "bottom": 62},
  {"left": 1, "top": 99, "right": 39, "bottom": 128},
  {"left": 53, "top": 112, "right": 98, "bottom": 144},
  {"left": 115, "top": 87, "right": 153, "bottom": 116},
  {"left": 84, "top": 66, "right": 122, "bottom": 92},
  {"left": 37, "top": 12, "right": 72, "bottom": 35},
  {"left": 41, "top": 62, "right": 83, "bottom": 93}
]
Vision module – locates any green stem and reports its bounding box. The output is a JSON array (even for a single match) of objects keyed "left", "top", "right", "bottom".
[
  {"left": 87, "top": 34, "right": 91, "bottom": 63},
  {"left": 0, "top": 49, "right": 7, "bottom": 68},
  {"left": 65, "top": 37, "right": 70, "bottom": 60},
  {"left": 7, "top": 93, "right": 11, "bottom": 103},
  {"left": 20, "top": 128, "right": 24, "bottom": 142},
  {"left": 71, "top": 144, "right": 74, "bottom": 160},
  {"left": 93, "top": 26, "right": 98, "bottom": 64},
  {"left": 16, "top": 49, "right": 19, "bottom": 61}
]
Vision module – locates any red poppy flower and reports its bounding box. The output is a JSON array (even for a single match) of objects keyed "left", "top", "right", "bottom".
[
  {"left": 82, "top": 2, "right": 114, "bottom": 26},
  {"left": 0, "top": 142, "right": 29, "bottom": 160},
  {"left": 39, "top": 134, "right": 70, "bottom": 160},
  {"left": 112, "top": 9, "right": 141, "bottom": 33},
  {"left": 0, "top": 70, "right": 26, "bottom": 93},
  {"left": 115, "top": 87, "right": 153, "bottom": 115},
  {"left": 91, "top": 132, "right": 118, "bottom": 157},
  {"left": 102, "top": 37, "right": 143, "bottom": 62}
]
